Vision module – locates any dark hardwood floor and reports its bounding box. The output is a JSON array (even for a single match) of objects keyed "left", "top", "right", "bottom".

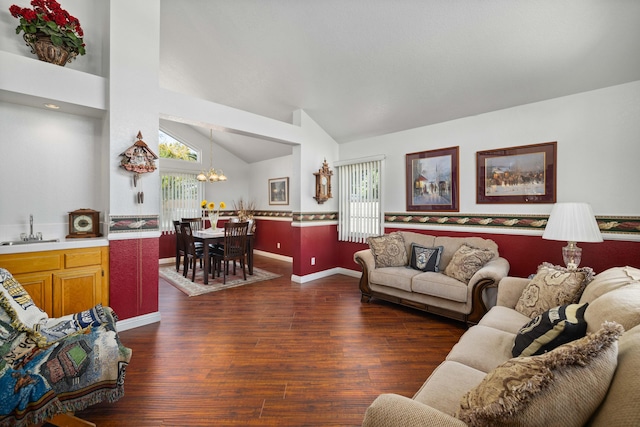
[{"left": 76, "top": 255, "right": 466, "bottom": 426}]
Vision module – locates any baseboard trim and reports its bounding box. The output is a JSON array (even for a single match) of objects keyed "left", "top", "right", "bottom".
[
  {"left": 291, "top": 267, "right": 360, "bottom": 283},
  {"left": 253, "top": 250, "right": 293, "bottom": 263},
  {"left": 116, "top": 311, "right": 161, "bottom": 332}
]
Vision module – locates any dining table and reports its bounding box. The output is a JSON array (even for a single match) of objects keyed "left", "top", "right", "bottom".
[{"left": 192, "top": 228, "right": 255, "bottom": 285}]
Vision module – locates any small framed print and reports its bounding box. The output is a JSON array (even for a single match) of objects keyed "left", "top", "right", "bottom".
[
  {"left": 476, "top": 141, "right": 557, "bottom": 204},
  {"left": 406, "top": 146, "right": 459, "bottom": 212},
  {"left": 269, "top": 177, "right": 289, "bottom": 205}
]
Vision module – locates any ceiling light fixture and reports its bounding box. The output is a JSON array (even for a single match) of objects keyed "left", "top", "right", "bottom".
[
  {"left": 44, "top": 103, "right": 60, "bottom": 109},
  {"left": 196, "top": 129, "right": 227, "bottom": 183}
]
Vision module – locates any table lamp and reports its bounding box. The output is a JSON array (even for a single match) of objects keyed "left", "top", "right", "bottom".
[{"left": 542, "top": 202, "right": 603, "bottom": 269}]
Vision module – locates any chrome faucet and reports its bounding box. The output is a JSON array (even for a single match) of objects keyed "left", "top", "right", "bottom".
[{"left": 23, "top": 214, "right": 42, "bottom": 241}]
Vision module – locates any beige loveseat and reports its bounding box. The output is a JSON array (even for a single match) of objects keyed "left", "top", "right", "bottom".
[
  {"left": 354, "top": 232, "right": 510, "bottom": 325},
  {"left": 362, "top": 265, "right": 640, "bottom": 427}
]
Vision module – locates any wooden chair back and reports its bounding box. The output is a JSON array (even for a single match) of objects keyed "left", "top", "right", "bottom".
[
  {"left": 223, "top": 222, "right": 249, "bottom": 259},
  {"left": 181, "top": 217, "right": 203, "bottom": 231}
]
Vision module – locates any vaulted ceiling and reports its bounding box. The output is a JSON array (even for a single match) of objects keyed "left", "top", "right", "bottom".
[{"left": 159, "top": 1, "right": 640, "bottom": 163}]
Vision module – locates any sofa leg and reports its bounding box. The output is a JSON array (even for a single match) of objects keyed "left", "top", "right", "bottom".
[{"left": 361, "top": 294, "right": 372, "bottom": 303}]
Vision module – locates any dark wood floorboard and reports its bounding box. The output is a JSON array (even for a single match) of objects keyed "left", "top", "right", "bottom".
[{"left": 76, "top": 255, "right": 466, "bottom": 426}]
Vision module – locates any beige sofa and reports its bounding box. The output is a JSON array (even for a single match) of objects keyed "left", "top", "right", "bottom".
[
  {"left": 362, "top": 266, "right": 640, "bottom": 427},
  {"left": 354, "top": 232, "right": 510, "bottom": 325}
]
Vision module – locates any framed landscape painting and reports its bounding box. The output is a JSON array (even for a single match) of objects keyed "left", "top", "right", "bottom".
[
  {"left": 269, "top": 177, "right": 289, "bottom": 205},
  {"left": 476, "top": 141, "right": 557, "bottom": 204},
  {"left": 406, "top": 146, "right": 459, "bottom": 212}
]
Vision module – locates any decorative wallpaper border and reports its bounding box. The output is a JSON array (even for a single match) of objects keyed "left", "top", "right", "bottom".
[
  {"left": 293, "top": 212, "right": 338, "bottom": 222},
  {"left": 384, "top": 212, "right": 640, "bottom": 235},
  {"left": 109, "top": 215, "right": 159, "bottom": 233}
]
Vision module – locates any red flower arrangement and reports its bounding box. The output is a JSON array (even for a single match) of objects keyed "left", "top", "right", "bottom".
[{"left": 9, "top": 0, "right": 86, "bottom": 56}]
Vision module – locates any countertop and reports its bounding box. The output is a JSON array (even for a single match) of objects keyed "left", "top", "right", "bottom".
[{"left": 0, "top": 237, "right": 109, "bottom": 255}]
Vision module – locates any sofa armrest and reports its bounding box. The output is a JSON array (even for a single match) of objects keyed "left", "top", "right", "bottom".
[
  {"left": 465, "top": 257, "right": 510, "bottom": 324},
  {"left": 362, "top": 394, "right": 467, "bottom": 427},
  {"left": 496, "top": 276, "right": 531, "bottom": 308},
  {"left": 468, "top": 256, "right": 510, "bottom": 288},
  {"left": 354, "top": 249, "right": 376, "bottom": 299}
]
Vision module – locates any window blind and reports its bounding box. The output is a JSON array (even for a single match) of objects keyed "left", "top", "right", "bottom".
[
  {"left": 337, "top": 157, "right": 384, "bottom": 243},
  {"left": 160, "top": 172, "right": 203, "bottom": 232}
]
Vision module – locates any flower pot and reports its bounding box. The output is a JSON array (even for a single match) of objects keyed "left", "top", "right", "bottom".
[{"left": 24, "top": 33, "right": 77, "bottom": 66}]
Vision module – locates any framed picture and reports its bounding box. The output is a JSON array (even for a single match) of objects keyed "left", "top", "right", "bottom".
[
  {"left": 406, "top": 146, "right": 459, "bottom": 212},
  {"left": 476, "top": 141, "right": 557, "bottom": 204},
  {"left": 269, "top": 177, "right": 289, "bottom": 205}
]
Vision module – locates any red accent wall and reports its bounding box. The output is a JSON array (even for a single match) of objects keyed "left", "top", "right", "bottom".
[
  {"left": 109, "top": 238, "right": 159, "bottom": 320},
  {"left": 159, "top": 219, "right": 640, "bottom": 281},
  {"left": 338, "top": 227, "right": 640, "bottom": 277},
  {"left": 293, "top": 224, "right": 340, "bottom": 277}
]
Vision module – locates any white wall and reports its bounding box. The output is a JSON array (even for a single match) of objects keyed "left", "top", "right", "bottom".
[
  {"left": 0, "top": 102, "right": 103, "bottom": 240},
  {"left": 249, "top": 155, "right": 294, "bottom": 210},
  {"left": 339, "top": 80, "right": 640, "bottom": 217}
]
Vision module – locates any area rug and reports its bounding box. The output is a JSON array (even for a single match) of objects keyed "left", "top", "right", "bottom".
[{"left": 159, "top": 264, "right": 281, "bottom": 297}]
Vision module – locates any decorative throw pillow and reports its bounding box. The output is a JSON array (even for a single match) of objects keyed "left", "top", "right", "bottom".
[
  {"left": 512, "top": 303, "right": 588, "bottom": 357},
  {"left": 408, "top": 244, "right": 443, "bottom": 272},
  {"left": 515, "top": 263, "right": 594, "bottom": 318},
  {"left": 457, "top": 321, "right": 624, "bottom": 427},
  {"left": 443, "top": 244, "right": 495, "bottom": 283},
  {"left": 367, "top": 232, "right": 408, "bottom": 268}
]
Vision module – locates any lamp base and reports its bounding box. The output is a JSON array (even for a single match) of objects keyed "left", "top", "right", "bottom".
[{"left": 562, "top": 241, "right": 582, "bottom": 270}]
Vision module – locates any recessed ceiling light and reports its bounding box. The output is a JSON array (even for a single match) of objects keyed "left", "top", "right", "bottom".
[{"left": 44, "top": 103, "right": 60, "bottom": 109}]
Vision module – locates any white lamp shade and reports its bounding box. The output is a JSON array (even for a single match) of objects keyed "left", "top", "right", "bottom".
[{"left": 542, "top": 202, "right": 603, "bottom": 243}]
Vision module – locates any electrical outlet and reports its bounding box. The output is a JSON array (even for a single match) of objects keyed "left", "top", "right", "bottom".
[
  {"left": 277, "top": 242, "right": 281, "bottom": 249},
  {"left": 311, "top": 257, "right": 316, "bottom": 265}
]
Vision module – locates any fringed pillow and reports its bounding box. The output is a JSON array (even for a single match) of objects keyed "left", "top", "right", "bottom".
[
  {"left": 443, "top": 244, "right": 496, "bottom": 283},
  {"left": 457, "top": 322, "right": 624, "bottom": 427},
  {"left": 515, "top": 263, "right": 594, "bottom": 318},
  {"left": 367, "top": 232, "right": 408, "bottom": 268}
]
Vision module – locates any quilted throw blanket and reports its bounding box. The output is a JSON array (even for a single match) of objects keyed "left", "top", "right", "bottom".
[{"left": 0, "top": 268, "right": 133, "bottom": 427}]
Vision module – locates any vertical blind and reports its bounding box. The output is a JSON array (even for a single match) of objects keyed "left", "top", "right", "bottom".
[
  {"left": 160, "top": 172, "right": 203, "bottom": 232},
  {"left": 337, "top": 156, "right": 384, "bottom": 243}
]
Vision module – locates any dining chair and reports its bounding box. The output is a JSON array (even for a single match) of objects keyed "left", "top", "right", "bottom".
[
  {"left": 181, "top": 217, "right": 204, "bottom": 231},
  {"left": 180, "top": 221, "right": 208, "bottom": 281},
  {"left": 212, "top": 222, "right": 249, "bottom": 284},
  {"left": 173, "top": 220, "right": 185, "bottom": 272}
]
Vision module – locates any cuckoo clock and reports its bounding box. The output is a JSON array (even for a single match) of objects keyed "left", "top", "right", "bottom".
[{"left": 313, "top": 159, "right": 333, "bottom": 204}]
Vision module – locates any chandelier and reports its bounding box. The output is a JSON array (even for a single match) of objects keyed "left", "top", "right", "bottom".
[{"left": 197, "top": 129, "right": 227, "bottom": 183}]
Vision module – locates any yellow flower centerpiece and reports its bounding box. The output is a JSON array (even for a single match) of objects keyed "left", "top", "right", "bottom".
[{"left": 201, "top": 199, "right": 226, "bottom": 230}]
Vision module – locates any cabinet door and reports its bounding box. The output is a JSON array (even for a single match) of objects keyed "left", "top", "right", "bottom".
[
  {"left": 52, "top": 267, "right": 102, "bottom": 317},
  {"left": 13, "top": 272, "right": 53, "bottom": 317}
]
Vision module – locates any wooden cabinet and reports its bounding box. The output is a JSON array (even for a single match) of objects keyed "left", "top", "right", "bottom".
[{"left": 0, "top": 246, "right": 108, "bottom": 318}]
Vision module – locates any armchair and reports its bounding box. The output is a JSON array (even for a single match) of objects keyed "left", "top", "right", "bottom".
[{"left": 0, "top": 268, "right": 132, "bottom": 427}]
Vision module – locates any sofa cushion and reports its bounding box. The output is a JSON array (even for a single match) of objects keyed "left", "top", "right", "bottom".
[
  {"left": 443, "top": 244, "right": 496, "bottom": 284},
  {"left": 589, "top": 324, "right": 640, "bottom": 426},
  {"left": 399, "top": 231, "right": 436, "bottom": 258},
  {"left": 584, "top": 283, "right": 640, "bottom": 334},
  {"left": 515, "top": 263, "right": 594, "bottom": 318},
  {"left": 412, "top": 272, "right": 468, "bottom": 303},
  {"left": 369, "top": 267, "right": 419, "bottom": 292},
  {"left": 413, "top": 361, "right": 487, "bottom": 416},
  {"left": 478, "top": 306, "right": 532, "bottom": 334},
  {"left": 457, "top": 322, "right": 623, "bottom": 427},
  {"left": 580, "top": 265, "right": 640, "bottom": 304},
  {"left": 367, "top": 232, "right": 408, "bottom": 268},
  {"left": 512, "top": 303, "right": 588, "bottom": 357},
  {"left": 446, "top": 325, "right": 516, "bottom": 373},
  {"left": 408, "top": 243, "right": 443, "bottom": 272}
]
